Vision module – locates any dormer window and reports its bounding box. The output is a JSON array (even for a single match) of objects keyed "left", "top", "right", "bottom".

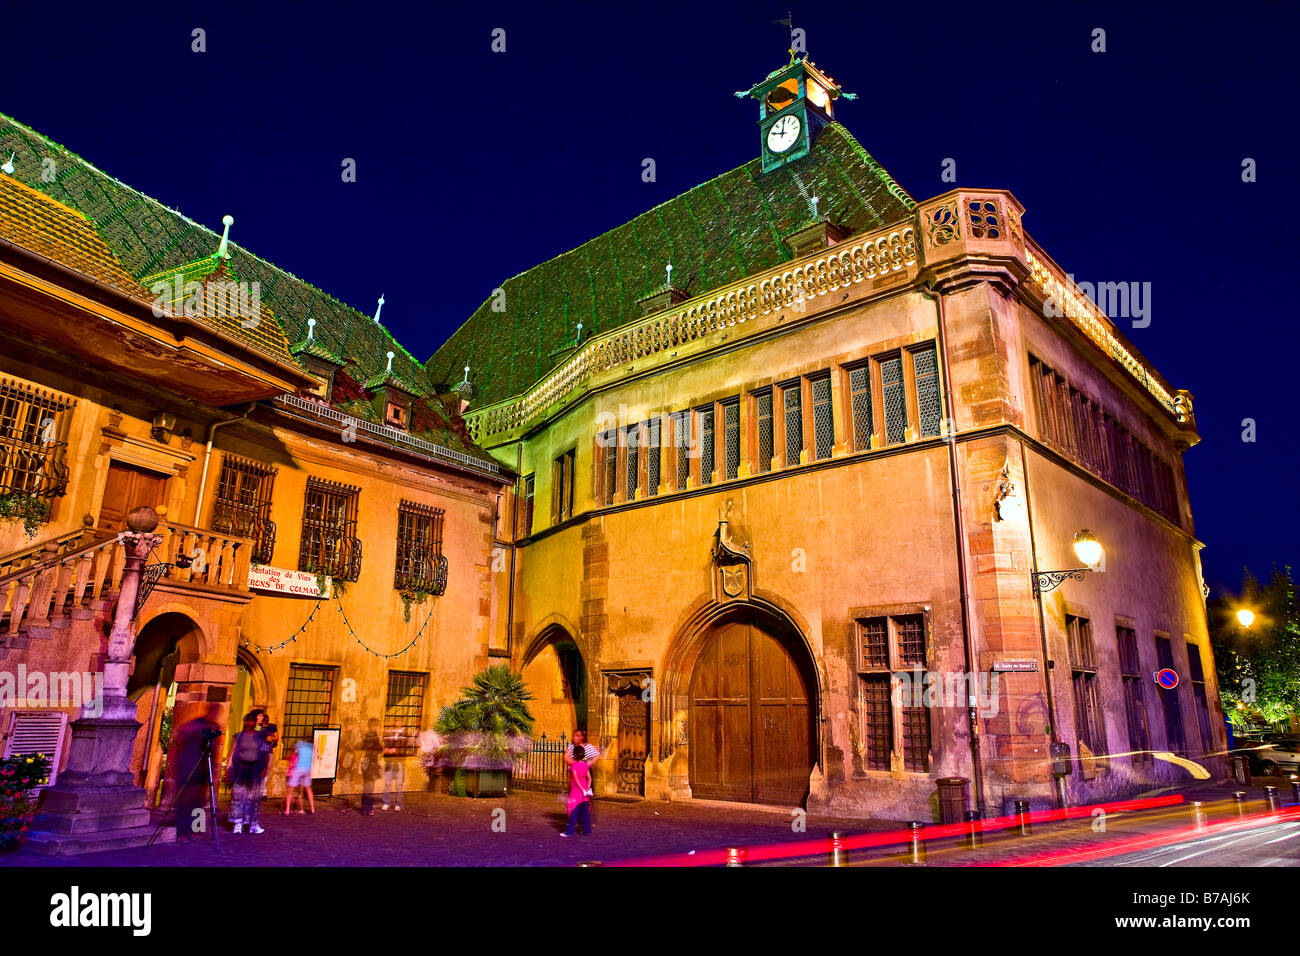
[{"left": 385, "top": 400, "right": 408, "bottom": 430}]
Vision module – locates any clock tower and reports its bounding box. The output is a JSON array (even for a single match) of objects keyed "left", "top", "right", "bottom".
[{"left": 738, "top": 55, "right": 852, "bottom": 174}]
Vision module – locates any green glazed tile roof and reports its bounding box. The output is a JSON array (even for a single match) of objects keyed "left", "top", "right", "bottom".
[
  {"left": 0, "top": 112, "right": 430, "bottom": 395},
  {"left": 0, "top": 111, "right": 501, "bottom": 468},
  {"left": 426, "top": 122, "right": 914, "bottom": 408}
]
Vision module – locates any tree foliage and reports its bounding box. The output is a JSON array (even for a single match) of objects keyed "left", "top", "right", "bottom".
[{"left": 1212, "top": 567, "right": 1300, "bottom": 727}]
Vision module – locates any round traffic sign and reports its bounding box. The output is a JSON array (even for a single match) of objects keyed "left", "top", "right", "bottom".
[{"left": 1155, "top": 668, "right": 1179, "bottom": 689}]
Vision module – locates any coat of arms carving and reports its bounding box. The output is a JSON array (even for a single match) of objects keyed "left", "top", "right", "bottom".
[{"left": 712, "top": 500, "right": 751, "bottom": 602}]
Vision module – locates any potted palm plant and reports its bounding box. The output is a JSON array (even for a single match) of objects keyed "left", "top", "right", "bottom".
[{"left": 435, "top": 665, "right": 535, "bottom": 798}]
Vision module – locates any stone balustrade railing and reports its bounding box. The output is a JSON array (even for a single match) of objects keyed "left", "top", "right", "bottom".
[
  {"left": 465, "top": 189, "right": 1180, "bottom": 445},
  {"left": 466, "top": 219, "right": 920, "bottom": 444},
  {"left": 0, "top": 520, "right": 253, "bottom": 637}
]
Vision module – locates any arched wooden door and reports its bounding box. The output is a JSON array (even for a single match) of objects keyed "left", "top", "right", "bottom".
[{"left": 689, "top": 615, "right": 814, "bottom": 805}]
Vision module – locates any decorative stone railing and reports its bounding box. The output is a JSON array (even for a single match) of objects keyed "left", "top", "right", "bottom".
[
  {"left": 0, "top": 520, "right": 253, "bottom": 637},
  {"left": 1022, "top": 244, "right": 1176, "bottom": 415},
  {"left": 465, "top": 188, "right": 1181, "bottom": 445},
  {"left": 466, "top": 220, "right": 919, "bottom": 443}
]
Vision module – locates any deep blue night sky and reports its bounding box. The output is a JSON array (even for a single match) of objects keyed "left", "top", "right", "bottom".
[{"left": 5, "top": 1, "right": 1296, "bottom": 595}]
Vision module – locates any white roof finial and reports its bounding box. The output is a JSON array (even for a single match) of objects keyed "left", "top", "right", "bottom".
[
  {"left": 576, "top": 321, "right": 583, "bottom": 341},
  {"left": 1, "top": 153, "right": 14, "bottom": 175},
  {"left": 811, "top": 195, "right": 820, "bottom": 219},
  {"left": 374, "top": 294, "right": 385, "bottom": 325},
  {"left": 216, "top": 215, "right": 234, "bottom": 259},
  {"left": 666, "top": 262, "right": 673, "bottom": 287},
  {"left": 307, "top": 318, "right": 316, "bottom": 340},
  {"left": 386, "top": 350, "right": 395, "bottom": 373}
]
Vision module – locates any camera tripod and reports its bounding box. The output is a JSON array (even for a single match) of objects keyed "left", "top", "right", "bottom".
[{"left": 147, "top": 731, "right": 221, "bottom": 850}]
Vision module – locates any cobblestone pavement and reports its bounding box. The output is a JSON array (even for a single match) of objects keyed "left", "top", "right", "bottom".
[
  {"left": 3, "top": 780, "right": 1290, "bottom": 867},
  {"left": 0, "top": 790, "right": 900, "bottom": 868}
]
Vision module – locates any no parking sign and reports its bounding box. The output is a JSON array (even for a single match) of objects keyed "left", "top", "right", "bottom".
[{"left": 1155, "top": 668, "right": 1179, "bottom": 689}]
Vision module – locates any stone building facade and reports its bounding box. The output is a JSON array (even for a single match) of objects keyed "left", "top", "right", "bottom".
[
  {"left": 0, "top": 52, "right": 1222, "bottom": 828},
  {"left": 430, "top": 55, "right": 1220, "bottom": 818}
]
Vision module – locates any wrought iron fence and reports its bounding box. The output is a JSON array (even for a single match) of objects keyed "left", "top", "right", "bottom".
[{"left": 511, "top": 732, "right": 568, "bottom": 793}]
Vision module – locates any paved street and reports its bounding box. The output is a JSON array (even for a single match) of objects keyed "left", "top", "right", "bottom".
[{"left": 3, "top": 780, "right": 1296, "bottom": 867}]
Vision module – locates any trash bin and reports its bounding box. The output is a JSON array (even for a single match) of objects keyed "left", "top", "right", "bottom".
[
  {"left": 1230, "top": 754, "right": 1250, "bottom": 786},
  {"left": 936, "top": 776, "right": 969, "bottom": 824}
]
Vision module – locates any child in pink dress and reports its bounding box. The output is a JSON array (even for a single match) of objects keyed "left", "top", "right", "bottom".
[{"left": 562, "top": 756, "right": 593, "bottom": 836}]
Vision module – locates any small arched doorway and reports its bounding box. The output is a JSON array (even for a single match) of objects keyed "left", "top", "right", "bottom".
[
  {"left": 128, "top": 611, "right": 203, "bottom": 805},
  {"left": 520, "top": 626, "right": 587, "bottom": 738},
  {"left": 689, "top": 609, "right": 815, "bottom": 805}
]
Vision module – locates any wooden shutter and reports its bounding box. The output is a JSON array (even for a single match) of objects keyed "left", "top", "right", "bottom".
[{"left": 4, "top": 710, "right": 68, "bottom": 788}]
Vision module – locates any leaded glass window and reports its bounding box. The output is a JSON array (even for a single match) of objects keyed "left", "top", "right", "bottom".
[
  {"left": 755, "top": 390, "right": 773, "bottom": 472},
  {"left": 673, "top": 411, "right": 690, "bottom": 490},
  {"left": 647, "top": 418, "right": 661, "bottom": 497},
  {"left": 857, "top": 612, "right": 931, "bottom": 774},
  {"left": 625, "top": 424, "right": 639, "bottom": 501},
  {"left": 849, "top": 365, "right": 873, "bottom": 451},
  {"left": 881, "top": 356, "right": 907, "bottom": 444},
  {"left": 723, "top": 401, "right": 740, "bottom": 480},
  {"left": 912, "top": 345, "right": 942, "bottom": 438},
  {"left": 783, "top": 384, "right": 802, "bottom": 466},
  {"left": 812, "top": 375, "right": 833, "bottom": 460},
  {"left": 698, "top": 407, "right": 714, "bottom": 485},
  {"left": 602, "top": 431, "right": 617, "bottom": 504}
]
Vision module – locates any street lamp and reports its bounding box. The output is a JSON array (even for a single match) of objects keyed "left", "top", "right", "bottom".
[
  {"left": 1236, "top": 608, "right": 1255, "bottom": 629},
  {"left": 1033, "top": 529, "right": 1105, "bottom": 594}
]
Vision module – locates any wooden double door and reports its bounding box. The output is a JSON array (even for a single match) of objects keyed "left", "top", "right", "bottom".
[
  {"left": 99, "top": 461, "right": 168, "bottom": 530},
  {"left": 689, "top": 617, "right": 814, "bottom": 806}
]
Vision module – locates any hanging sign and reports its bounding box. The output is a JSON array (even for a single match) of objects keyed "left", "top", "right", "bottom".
[{"left": 248, "top": 565, "right": 331, "bottom": 598}]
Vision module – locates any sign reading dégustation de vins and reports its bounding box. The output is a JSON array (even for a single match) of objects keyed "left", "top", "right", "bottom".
[{"left": 247, "top": 565, "right": 332, "bottom": 598}]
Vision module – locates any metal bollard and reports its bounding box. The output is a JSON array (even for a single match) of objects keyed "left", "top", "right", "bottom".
[
  {"left": 1233, "top": 791, "right": 1247, "bottom": 817},
  {"left": 725, "top": 846, "right": 747, "bottom": 867},
  {"left": 907, "top": 822, "right": 927, "bottom": 865},
  {"left": 575, "top": 860, "right": 603, "bottom": 867},
  {"left": 1290, "top": 777, "right": 1300, "bottom": 804},
  {"left": 1015, "top": 799, "right": 1032, "bottom": 837},
  {"left": 964, "top": 809, "right": 983, "bottom": 849},
  {"left": 828, "top": 831, "right": 848, "bottom": 867},
  {"left": 1191, "top": 800, "right": 1207, "bottom": 831},
  {"left": 1264, "top": 786, "right": 1281, "bottom": 813}
]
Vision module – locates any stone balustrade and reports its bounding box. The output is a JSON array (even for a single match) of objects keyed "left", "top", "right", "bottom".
[{"left": 465, "top": 188, "right": 1179, "bottom": 446}]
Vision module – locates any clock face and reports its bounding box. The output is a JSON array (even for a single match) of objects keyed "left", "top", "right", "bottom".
[{"left": 766, "top": 113, "right": 802, "bottom": 154}]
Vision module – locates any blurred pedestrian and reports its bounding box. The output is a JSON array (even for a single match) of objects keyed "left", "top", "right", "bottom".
[
  {"left": 382, "top": 723, "right": 405, "bottom": 810},
  {"left": 359, "top": 718, "right": 382, "bottom": 816},
  {"left": 171, "top": 703, "right": 221, "bottom": 842},
  {"left": 283, "top": 736, "right": 316, "bottom": 815},
  {"left": 228, "top": 711, "right": 266, "bottom": 834},
  {"left": 561, "top": 746, "right": 594, "bottom": 837}
]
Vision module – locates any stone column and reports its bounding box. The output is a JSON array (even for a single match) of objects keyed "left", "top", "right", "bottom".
[{"left": 25, "top": 506, "right": 168, "bottom": 855}]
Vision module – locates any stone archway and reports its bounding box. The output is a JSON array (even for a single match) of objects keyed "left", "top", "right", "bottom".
[
  {"left": 127, "top": 611, "right": 204, "bottom": 805},
  {"left": 519, "top": 624, "right": 587, "bottom": 740},
  {"left": 658, "top": 599, "right": 822, "bottom": 806}
]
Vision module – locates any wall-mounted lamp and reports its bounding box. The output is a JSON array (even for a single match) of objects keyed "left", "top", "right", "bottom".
[
  {"left": 1033, "top": 529, "right": 1105, "bottom": 595},
  {"left": 151, "top": 411, "right": 177, "bottom": 443}
]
